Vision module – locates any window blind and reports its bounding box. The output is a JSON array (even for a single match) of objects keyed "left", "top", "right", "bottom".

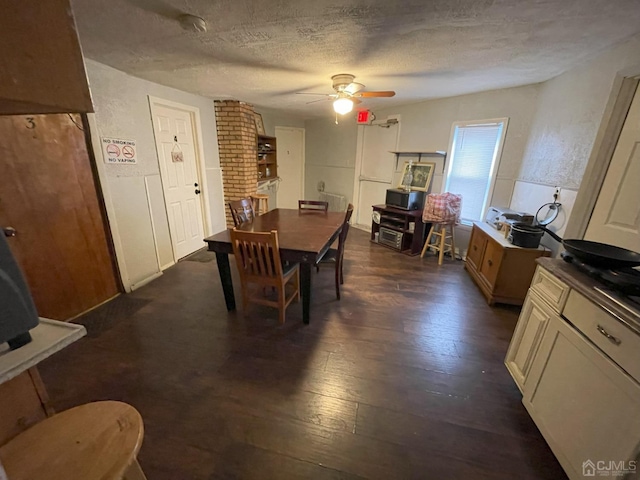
[{"left": 445, "top": 123, "right": 504, "bottom": 223}]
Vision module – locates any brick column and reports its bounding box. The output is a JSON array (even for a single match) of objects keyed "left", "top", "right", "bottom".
[{"left": 214, "top": 100, "right": 258, "bottom": 227}]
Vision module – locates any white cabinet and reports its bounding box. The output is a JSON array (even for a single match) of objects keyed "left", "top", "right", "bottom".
[
  {"left": 506, "top": 264, "right": 640, "bottom": 480},
  {"left": 523, "top": 313, "right": 640, "bottom": 479},
  {"left": 504, "top": 290, "right": 554, "bottom": 393}
]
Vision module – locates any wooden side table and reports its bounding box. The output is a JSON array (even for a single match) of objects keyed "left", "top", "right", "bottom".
[{"left": 0, "top": 401, "right": 147, "bottom": 480}]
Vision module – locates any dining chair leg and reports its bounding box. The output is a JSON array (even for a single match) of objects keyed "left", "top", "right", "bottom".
[
  {"left": 295, "top": 268, "right": 301, "bottom": 302},
  {"left": 278, "top": 284, "right": 286, "bottom": 324},
  {"left": 124, "top": 459, "right": 148, "bottom": 480},
  {"left": 339, "top": 257, "right": 344, "bottom": 285},
  {"left": 438, "top": 225, "right": 446, "bottom": 265},
  {"left": 334, "top": 259, "right": 341, "bottom": 300},
  {"left": 421, "top": 225, "right": 435, "bottom": 258}
]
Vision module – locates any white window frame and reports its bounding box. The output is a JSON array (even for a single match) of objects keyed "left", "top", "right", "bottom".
[{"left": 444, "top": 118, "right": 509, "bottom": 225}]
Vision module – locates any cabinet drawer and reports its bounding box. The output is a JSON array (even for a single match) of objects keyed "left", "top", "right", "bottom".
[
  {"left": 563, "top": 290, "right": 640, "bottom": 383},
  {"left": 466, "top": 226, "right": 486, "bottom": 270},
  {"left": 530, "top": 266, "right": 570, "bottom": 313},
  {"left": 478, "top": 239, "right": 503, "bottom": 288}
]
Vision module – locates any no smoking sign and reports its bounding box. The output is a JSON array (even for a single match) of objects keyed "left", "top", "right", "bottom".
[{"left": 101, "top": 137, "right": 138, "bottom": 164}]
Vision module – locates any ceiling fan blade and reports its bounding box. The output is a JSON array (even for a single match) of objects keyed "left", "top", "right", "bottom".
[
  {"left": 305, "top": 98, "right": 332, "bottom": 104},
  {"left": 356, "top": 91, "right": 396, "bottom": 98},
  {"left": 344, "top": 82, "right": 365, "bottom": 95}
]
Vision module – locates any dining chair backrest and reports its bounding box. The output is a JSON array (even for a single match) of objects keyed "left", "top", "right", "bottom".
[
  {"left": 229, "top": 198, "right": 255, "bottom": 227},
  {"left": 230, "top": 229, "right": 284, "bottom": 283},
  {"left": 298, "top": 200, "right": 329, "bottom": 212},
  {"left": 338, "top": 203, "right": 355, "bottom": 253}
]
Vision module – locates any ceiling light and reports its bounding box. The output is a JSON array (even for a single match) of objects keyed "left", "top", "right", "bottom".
[{"left": 333, "top": 98, "right": 353, "bottom": 115}]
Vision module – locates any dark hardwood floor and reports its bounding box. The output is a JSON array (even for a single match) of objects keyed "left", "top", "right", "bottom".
[{"left": 39, "top": 229, "right": 567, "bottom": 479}]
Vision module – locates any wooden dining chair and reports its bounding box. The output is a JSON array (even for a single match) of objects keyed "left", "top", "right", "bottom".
[
  {"left": 316, "top": 203, "right": 354, "bottom": 300},
  {"left": 228, "top": 198, "right": 255, "bottom": 227},
  {"left": 298, "top": 200, "right": 329, "bottom": 212},
  {"left": 230, "top": 229, "right": 300, "bottom": 324}
]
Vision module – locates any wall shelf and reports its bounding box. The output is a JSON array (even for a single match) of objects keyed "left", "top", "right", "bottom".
[{"left": 390, "top": 151, "right": 447, "bottom": 173}]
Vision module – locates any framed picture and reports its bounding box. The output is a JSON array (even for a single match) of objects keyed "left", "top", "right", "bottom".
[
  {"left": 254, "top": 112, "right": 265, "bottom": 135},
  {"left": 398, "top": 161, "right": 435, "bottom": 192}
]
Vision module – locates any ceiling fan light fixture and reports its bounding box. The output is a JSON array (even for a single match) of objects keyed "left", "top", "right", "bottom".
[{"left": 333, "top": 98, "right": 353, "bottom": 115}]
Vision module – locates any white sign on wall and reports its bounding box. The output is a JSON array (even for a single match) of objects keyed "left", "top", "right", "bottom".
[{"left": 101, "top": 137, "right": 138, "bottom": 164}]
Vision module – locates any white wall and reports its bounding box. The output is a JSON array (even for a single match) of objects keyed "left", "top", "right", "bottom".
[
  {"left": 304, "top": 117, "right": 359, "bottom": 202},
  {"left": 304, "top": 85, "right": 540, "bottom": 210},
  {"left": 86, "top": 59, "right": 225, "bottom": 290}
]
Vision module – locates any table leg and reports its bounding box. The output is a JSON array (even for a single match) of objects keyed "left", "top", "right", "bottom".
[
  {"left": 215, "top": 252, "right": 236, "bottom": 311},
  {"left": 300, "top": 263, "right": 311, "bottom": 324}
]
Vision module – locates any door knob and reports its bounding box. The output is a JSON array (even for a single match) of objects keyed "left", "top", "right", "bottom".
[
  {"left": 3, "top": 227, "right": 17, "bottom": 237},
  {"left": 194, "top": 182, "right": 199, "bottom": 187},
  {"left": 195, "top": 189, "right": 201, "bottom": 195}
]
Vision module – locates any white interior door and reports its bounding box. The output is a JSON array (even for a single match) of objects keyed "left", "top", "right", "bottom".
[
  {"left": 275, "top": 126, "right": 305, "bottom": 209},
  {"left": 151, "top": 103, "right": 205, "bottom": 260},
  {"left": 585, "top": 86, "right": 640, "bottom": 252},
  {"left": 354, "top": 123, "right": 399, "bottom": 228}
]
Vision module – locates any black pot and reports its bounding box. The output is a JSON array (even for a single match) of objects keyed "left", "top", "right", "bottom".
[{"left": 508, "top": 223, "right": 544, "bottom": 248}]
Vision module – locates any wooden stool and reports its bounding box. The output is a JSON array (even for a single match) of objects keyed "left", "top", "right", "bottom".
[
  {"left": 252, "top": 194, "right": 269, "bottom": 216},
  {"left": 421, "top": 223, "right": 456, "bottom": 265},
  {"left": 0, "top": 401, "right": 147, "bottom": 480}
]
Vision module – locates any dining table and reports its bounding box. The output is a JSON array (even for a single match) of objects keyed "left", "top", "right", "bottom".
[{"left": 204, "top": 208, "right": 345, "bottom": 324}]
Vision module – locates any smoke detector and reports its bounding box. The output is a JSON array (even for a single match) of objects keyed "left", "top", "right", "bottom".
[{"left": 179, "top": 14, "right": 207, "bottom": 33}]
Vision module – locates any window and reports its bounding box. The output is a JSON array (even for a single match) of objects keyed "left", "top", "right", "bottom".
[{"left": 444, "top": 119, "right": 508, "bottom": 224}]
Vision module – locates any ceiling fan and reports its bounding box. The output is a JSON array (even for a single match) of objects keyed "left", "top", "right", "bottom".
[{"left": 297, "top": 74, "right": 395, "bottom": 115}]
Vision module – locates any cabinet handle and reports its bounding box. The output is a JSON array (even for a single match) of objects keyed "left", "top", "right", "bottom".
[
  {"left": 473, "top": 245, "right": 477, "bottom": 251},
  {"left": 487, "top": 259, "right": 493, "bottom": 267},
  {"left": 596, "top": 325, "right": 621, "bottom": 346}
]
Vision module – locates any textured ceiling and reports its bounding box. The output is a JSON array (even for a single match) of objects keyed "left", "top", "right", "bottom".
[{"left": 71, "top": 0, "right": 640, "bottom": 118}]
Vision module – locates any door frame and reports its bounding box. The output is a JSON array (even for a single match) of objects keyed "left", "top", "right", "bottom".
[
  {"left": 351, "top": 115, "right": 401, "bottom": 229},
  {"left": 565, "top": 72, "right": 640, "bottom": 239},
  {"left": 148, "top": 96, "right": 210, "bottom": 264},
  {"left": 274, "top": 126, "right": 306, "bottom": 206}
]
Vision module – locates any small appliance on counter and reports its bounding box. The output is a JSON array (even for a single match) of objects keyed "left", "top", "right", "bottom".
[
  {"left": 385, "top": 189, "right": 426, "bottom": 211},
  {"left": 0, "top": 233, "right": 39, "bottom": 350},
  {"left": 485, "top": 206, "right": 534, "bottom": 229}
]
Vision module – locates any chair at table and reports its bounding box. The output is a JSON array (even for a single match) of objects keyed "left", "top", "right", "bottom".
[
  {"left": 316, "top": 203, "right": 354, "bottom": 300},
  {"left": 298, "top": 200, "right": 329, "bottom": 212},
  {"left": 420, "top": 193, "right": 463, "bottom": 265},
  {"left": 228, "top": 198, "right": 255, "bottom": 227},
  {"left": 230, "top": 229, "right": 300, "bottom": 324}
]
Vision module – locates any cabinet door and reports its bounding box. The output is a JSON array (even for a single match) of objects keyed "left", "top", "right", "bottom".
[
  {"left": 466, "top": 226, "right": 486, "bottom": 271},
  {"left": 478, "top": 238, "right": 503, "bottom": 288},
  {"left": 504, "top": 290, "right": 552, "bottom": 392},
  {"left": 524, "top": 315, "right": 640, "bottom": 479}
]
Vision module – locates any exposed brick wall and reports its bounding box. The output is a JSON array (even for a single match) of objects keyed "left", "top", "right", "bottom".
[{"left": 214, "top": 100, "right": 258, "bottom": 227}]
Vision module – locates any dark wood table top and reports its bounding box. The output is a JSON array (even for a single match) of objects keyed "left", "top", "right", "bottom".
[{"left": 204, "top": 209, "right": 345, "bottom": 263}]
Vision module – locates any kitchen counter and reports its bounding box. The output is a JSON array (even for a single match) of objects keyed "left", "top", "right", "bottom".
[
  {"left": 0, "top": 318, "right": 86, "bottom": 385},
  {"left": 537, "top": 257, "right": 640, "bottom": 335}
]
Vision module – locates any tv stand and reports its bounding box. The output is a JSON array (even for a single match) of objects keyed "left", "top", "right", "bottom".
[{"left": 371, "top": 204, "right": 429, "bottom": 256}]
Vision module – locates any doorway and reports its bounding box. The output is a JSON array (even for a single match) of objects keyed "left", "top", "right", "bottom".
[
  {"left": 149, "top": 98, "right": 208, "bottom": 261},
  {"left": 352, "top": 121, "right": 400, "bottom": 229},
  {"left": 0, "top": 114, "right": 120, "bottom": 320},
  {"left": 275, "top": 126, "right": 305, "bottom": 209}
]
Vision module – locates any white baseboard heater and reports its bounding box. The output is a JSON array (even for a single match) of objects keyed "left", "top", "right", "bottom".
[{"left": 319, "top": 192, "right": 347, "bottom": 212}]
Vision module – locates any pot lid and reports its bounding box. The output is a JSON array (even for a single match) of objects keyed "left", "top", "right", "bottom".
[{"left": 536, "top": 202, "right": 561, "bottom": 226}]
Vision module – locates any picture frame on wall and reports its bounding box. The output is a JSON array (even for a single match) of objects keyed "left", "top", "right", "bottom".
[
  {"left": 254, "top": 112, "right": 265, "bottom": 135},
  {"left": 398, "top": 161, "right": 436, "bottom": 192}
]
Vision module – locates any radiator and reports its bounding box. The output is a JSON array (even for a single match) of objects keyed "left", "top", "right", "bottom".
[{"left": 319, "top": 191, "right": 347, "bottom": 212}]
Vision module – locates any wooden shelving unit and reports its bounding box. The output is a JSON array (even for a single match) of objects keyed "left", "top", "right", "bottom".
[
  {"left": 371, "top": 204, "right": 429, "bottom": 256},
  {"left": 257, "top": 135, "right": 277, "bottom": 181}
]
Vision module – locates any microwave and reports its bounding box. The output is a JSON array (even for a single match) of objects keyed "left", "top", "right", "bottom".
[{"left": 385, "top": 189, "right": 426, "bottom": 210}]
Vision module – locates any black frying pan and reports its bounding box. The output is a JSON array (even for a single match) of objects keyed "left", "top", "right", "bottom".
[{"left": 540, "top": 226, "right": 640, "bottom": 269}]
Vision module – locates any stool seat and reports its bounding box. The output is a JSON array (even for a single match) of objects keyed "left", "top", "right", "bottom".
[
  {"left": 0, "top": 401, "right": 146, "bottom": 480},
  {"left": 421, "top": 222, "right": 457, "bottom": 265}
]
